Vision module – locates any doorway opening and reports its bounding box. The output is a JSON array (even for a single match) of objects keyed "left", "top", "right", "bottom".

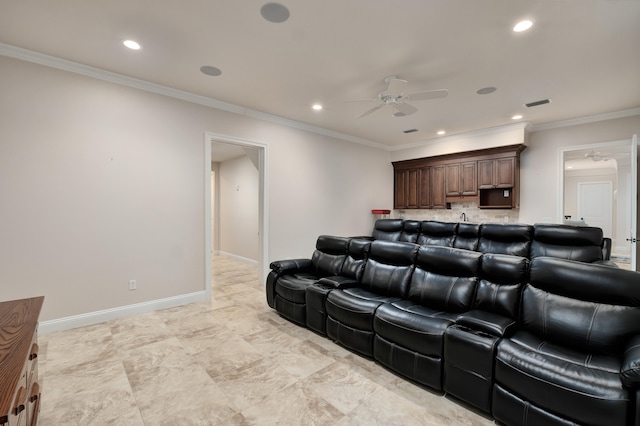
[
  {"left": 559, "top": 138, "right": 636, "bottom": 270},
  {"left": 204, "top": 132, "right": 268, "bottom": 298}
]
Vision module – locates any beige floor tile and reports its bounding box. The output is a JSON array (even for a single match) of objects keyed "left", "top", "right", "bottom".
[{"left": 39, "top": 255, "right": 495, "bottom": 425}]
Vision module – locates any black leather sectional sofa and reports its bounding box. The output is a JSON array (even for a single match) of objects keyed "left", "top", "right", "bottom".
[{"left": 265, "top": 221, "right": 640, "bottom": 426}]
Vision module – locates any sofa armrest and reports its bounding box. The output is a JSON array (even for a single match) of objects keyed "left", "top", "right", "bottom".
[
  {"left": 621, "top": 335, "right": 640, "bottom": 388},
  {"left": 456, "top": 310, "right": 518, "bottom": 338},
  {"left": 318, "top": 276, "right": 359, "bottom": 289},
  {"left": 602, "top": 237, "right": 612, "bottom": 260},
  {"left": 269, "top": 258, "right": 312, "bottom": 274}
]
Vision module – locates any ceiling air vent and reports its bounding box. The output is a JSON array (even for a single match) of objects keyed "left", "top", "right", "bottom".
[
  {"left": 403, "top": 129, "right": 418, "bottom": 134},
  {"left": 525, "top": 99, "right": 551, "bottom": 108}
]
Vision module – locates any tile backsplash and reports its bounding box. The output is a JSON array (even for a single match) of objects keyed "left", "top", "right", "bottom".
[{"left": 394, "top": 201, "right": 520, "bottom": 224}]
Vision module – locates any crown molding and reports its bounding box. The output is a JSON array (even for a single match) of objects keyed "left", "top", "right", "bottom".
[
  {"left": 0, "top": 42, "right": 388, "bottom": 151},
  {"left": 530, "top": 108, "right": 640, "bottom": 132}
]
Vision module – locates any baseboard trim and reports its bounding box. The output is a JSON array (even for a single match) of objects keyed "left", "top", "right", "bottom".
[
  {"left": 39, "top": 291, "right": 207, "bottom": 335},
  {"left": 216, "top": 251, "right": 258, "bottom": 266}
]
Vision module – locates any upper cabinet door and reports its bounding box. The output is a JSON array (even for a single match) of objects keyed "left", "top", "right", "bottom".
[
  {"left": 460, "top": 161, "right": 477, "bottom": 195},
  {"left": 478, "top": 158, "right": 514, "bottom": 188},
  {"left": 494, "top": 157, "right": 515, "bottom": 188},
  {"left": 445, "top": 163, "right": 462, "bottom": 196},
  {"left": 394, "top": 169, "right": 408, "bottom": 209}
]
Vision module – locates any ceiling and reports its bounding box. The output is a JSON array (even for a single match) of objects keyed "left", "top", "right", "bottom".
[
  {"left": 564, "top": 144, "right": 632, "bottom": 171},
  {"left": 1, "top": 1, "right": 639, "bottom": 148}
]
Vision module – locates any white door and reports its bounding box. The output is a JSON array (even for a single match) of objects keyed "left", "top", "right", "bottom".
[
  {"left": 631, "top": 134, "right": 638, "bottom": 270},
  {"left": 578, "top": 181, "right": 613, "bottom": 238}
]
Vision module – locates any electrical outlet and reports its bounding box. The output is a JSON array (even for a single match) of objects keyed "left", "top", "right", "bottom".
[{"left": 129, "top": 280, "right": 137, "bottom": 290}]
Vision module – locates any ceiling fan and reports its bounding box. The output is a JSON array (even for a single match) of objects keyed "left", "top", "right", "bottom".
[
  {"left": 584, "top": 150, "right": 629, "bottom": 162},
  {"left": 346, "top": 76, "right": 448, "bottom": 118}
]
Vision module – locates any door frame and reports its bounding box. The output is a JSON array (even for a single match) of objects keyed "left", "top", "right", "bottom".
[
  {"left": 204, "top": 132, "right": 269, "bottom": 298},
  {"left": 558, "top": 137, "right": 636, "bottom": 269}
]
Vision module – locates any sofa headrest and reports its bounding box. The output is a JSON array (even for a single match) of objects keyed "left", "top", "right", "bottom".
[
  {"left": 480, "top": 223, "right": 533, "bottom": 241},
  {"left": 400, "top": 220, "right": 421, "bottom": 243},
  {"left": 481, "top": 254, "right": 529, "bottom": 284},
  {"left": 415, "top": 245, "right": 481, "bottom": 277},
  {"left": 373, "top": 219, "right": 403, "bottom": 232},
  {"left": 529, "top": 257, "right": 640, "bottom": 306},
  {"left": 457, "top": 222, "right": 480, "bottom": 237},
  {"left": 347, "top": 238, "right": 370, "bottom": 259},
  {"left": 368, "top": 240, "right": 419, "bottom": 266},
  {"left": 533, "top": 224, "right": 603, "bottom": 245},
  {"left": 478, "top": 224, "right": 533, "bottom": 257},
  {"left": 420, "top": 220, "right": 459, "bottom": 236},
  {"left": 525, "top": 257, "right": 640, "bottom": 355},
  {"left": 315, "top": 235, "right": 350, "bottom": 254},
  {"left": 372, "top": 219, "right": 403, "bottom": 241}
]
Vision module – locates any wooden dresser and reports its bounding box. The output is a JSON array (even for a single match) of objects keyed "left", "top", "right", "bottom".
[{"left": 0, "top": 297, "right": 44, "bottom": 426}]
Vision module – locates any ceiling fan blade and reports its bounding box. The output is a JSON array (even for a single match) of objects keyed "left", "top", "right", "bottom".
[
  {"left": 357, "top": 103, "right": 385, "bottom": 118},
  {"left": 406, "top": 89, "right": 449, "bottom": 101},
  {"left": 394, "top": 102, "right": 418, "bottom": 117},
  {"left": 386, "top": 78, "right": 408, "bottom": 96}
]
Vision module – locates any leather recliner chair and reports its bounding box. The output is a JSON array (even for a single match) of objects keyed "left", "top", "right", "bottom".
[
  {"left": 266, "top": 235, "right": 350, "bottom": 325},
  {"left": 493, "top": 257, "right": 640, "bottom": 426},
  {"left": 373, "top": 245, "right": 481, "bottom": 390},
  {"left": 306, "top": 238, "right": 370, "bottom": 335},
  {"left": 444, "top": 253, "right": 528, "bottom": 413},
  {"left": 325, "top": 240, "right": 418, "bottom": 357}
]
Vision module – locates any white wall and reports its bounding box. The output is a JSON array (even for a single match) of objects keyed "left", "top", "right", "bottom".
[
  {"left": 519, "top": 115, "right": 640, "bottom": 225},
  {"left": 0, "top": 55, "right": 392, "bottom": 322},
  {"left": 390, "top": 123, "right": 528, "bottom": 162},
  {"left": 217, "top": 155, "right": 259, "bottom": 262}
]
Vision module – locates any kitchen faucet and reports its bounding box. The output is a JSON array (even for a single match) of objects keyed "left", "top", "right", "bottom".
[{"left": 460, "top": 212, "right": 467, "bottom": 222}]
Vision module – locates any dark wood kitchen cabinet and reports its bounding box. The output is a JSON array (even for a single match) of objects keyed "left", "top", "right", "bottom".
[
  {"left": 445, "top": 161, "right": 477, "bottom": 200},
  {"left": 394, "top": 166, "right": 445, "bottom": 209},
  {"left": 392, "top": 144, "right": 525, "bottom": 210},
  {"left": 478, "top": 157, "right": 515, "bottom": 189}
]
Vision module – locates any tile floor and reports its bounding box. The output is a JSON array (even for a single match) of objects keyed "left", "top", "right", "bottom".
[{"left": 38, "top": 255, "right": 495, "bottom": 425}]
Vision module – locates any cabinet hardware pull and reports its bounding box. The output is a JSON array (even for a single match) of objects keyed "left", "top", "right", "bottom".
[
  {"left": 30, "top": 382, "right": 40, "bottom": 403},
  {"left": 13, "top": 386, "right": 26, "bottom": 415},
  {"left": 29, "top": 343, "right": 39, "bottom": 360}
]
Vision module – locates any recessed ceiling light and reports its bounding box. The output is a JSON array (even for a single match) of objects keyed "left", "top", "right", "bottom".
[
  {"left": 513, "top": 20, "right": 533, "bottom": 32},
  {"left": 261, "top": 3, "right": 290, "bottom": 23},
  {"left": 123, "top": 40, "right": 141, "bottom": 50},
  {"left": 437, "top": 130, "right": 446, "bottom": 135},
  {"left": 476, "top": 87, "right": 497, "bottom": 95},
  {"left": 312, "top": 104, "right": 323, "bottom": 111},
  {"left": 200, "top": 66, "right": 222, "bottom": 76},
  {"left": 512, "top": 114, "right": 523, "bottom": 120}
]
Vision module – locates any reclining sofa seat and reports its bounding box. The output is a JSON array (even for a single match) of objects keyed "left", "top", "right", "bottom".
[
  {"left": 531, "top": 223, "right": 613, "bottom": 265},
  {"left": 444, "top": 253, "right": 529, "bottom": 414},
  {"left": 493, "top": 257, "right": 640, "bottom": 426},
  {"left": 373, "top": 245, "right": 482, "bottom": 390},
  {"left": 325, "top": 240, "right": 419, "bottom": 357},
  {"left": 305, "top": 238, "right": 370, "bottom": 335},
  {"left": 266, "top": 235, "right": 350, "bottom": 326},
  {"left": 416, "top": 221, "right": 458, "bottom": 247},
  {"left": 478, "top": 223, "right": 534, "bottom": 257}
]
